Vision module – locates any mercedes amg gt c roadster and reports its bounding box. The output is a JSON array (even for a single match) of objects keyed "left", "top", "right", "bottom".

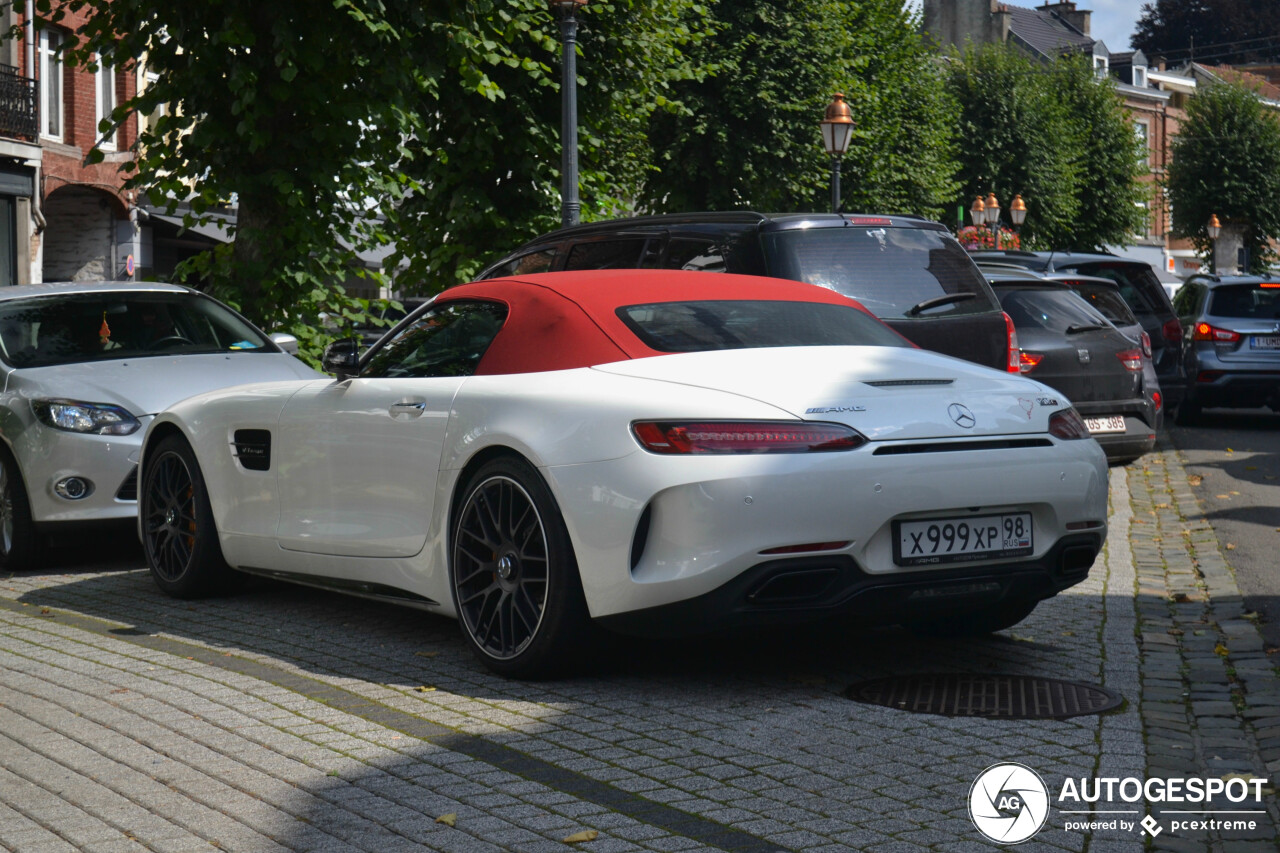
[{"left": 138, "top": 271, "right": 1108, "bottom": 678}]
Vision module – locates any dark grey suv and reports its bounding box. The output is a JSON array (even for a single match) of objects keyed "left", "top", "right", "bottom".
[
  {"left": 969, "top": 251, "right": 1184, "bottom": 405},
  {"left": 479, "top": 213, "right": 1017, "bottom": 372},
  {"left": 1171, "top": 274, "right": 1280, "bottom": 421}
]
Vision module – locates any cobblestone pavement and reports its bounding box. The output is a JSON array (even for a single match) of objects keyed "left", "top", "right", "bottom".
[{"left": 1, "top": 439, "right": 1278, "bottom": 852}]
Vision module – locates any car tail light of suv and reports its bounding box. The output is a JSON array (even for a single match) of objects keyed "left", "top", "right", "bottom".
[
  {"left": 1116, "top": 349, "right": 1144, "bottom": 371},
  {"left": 1162, "top": 317, "right": 1183, "bottom": 344},
  {"left": 1193, "top": 322, "right": 1240, "bottom": 343},
  {"left": 1018, "top": 351, "right": 1043, "bottom": 373},
  {"left": 1140, "top": 331, "right": 1153, "bottom": 358},
  {"left": 1004, "top": 312, "right": 1020, "bottom": 373}
]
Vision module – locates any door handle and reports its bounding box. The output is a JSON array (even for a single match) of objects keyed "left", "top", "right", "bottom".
[{"left": 389, "top": 400, "right": 426, "bottom": 417}]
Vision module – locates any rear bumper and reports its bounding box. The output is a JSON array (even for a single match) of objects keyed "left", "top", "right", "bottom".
[
  {"left": 1074, "top": 400, "right": 1159, "bottom": 461},
  {"left": 1185, "top": 369, "right": 1280, "bottom": 410},
  {"left": 596, "top": 532, "right": 1102, "bottom": 637}
]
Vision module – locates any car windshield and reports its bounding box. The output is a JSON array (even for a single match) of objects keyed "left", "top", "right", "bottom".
[
  {"left": 0, "top": 291, "right": 274, "bottom": 368},
  {"left": 761, "top": 227, "right": 998, "bottom": 318},
  {"left": 1000, "top": 288, "right": 1112, "bottom": 333},
  {"left": 617, "top": 300, "right": 909, "bottom": 353},
  {"left": 1208, "top": 284, "right": 1280, "bottom": 319}
]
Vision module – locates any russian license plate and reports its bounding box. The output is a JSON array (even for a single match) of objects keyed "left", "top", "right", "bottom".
[
  {"left": 1084, "top": 415, "right": 1126, "bottom": 434},
  {"left": 1250, "top": 335, "right": 1280, "bottom": 350},
  {"left": 894, "top": 512, "right": 1033, "bottom": 566}
]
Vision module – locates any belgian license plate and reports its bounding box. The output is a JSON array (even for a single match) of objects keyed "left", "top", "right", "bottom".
[
  {"left": 1084, "top": 415, "right": 1126, "bottom": 434},
  {"left": 1250, "top": 335, "right": 1280, "bottom": 350},
  {"left": 894, "top": 513, "right": 1033, "bottom": 567}
]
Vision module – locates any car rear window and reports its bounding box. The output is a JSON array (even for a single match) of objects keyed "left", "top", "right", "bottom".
[
  {"left": 1067, "top": 263, "right": 1165, "bottom": 317},
  {"left": 999, "top": 288, "right": 1111, "bottom": 333},
  {"left": 1207, "top": 284, "right": 1280, "bottom": 319},
  {"left": 1063, "top": 283, "right": 1138, "bottom": 326},
  {"left": 616, "top": 300, "right": 909, "bottom": 353},
  {"left": 761, "top": 227, "right": 999, "bottom": 318}
]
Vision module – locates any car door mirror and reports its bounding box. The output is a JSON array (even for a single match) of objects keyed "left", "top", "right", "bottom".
[
  {"left": 322, "top": 338, "right": 362, "bottom": 380},
  {"left": 269, "top": 332, "right": 299, "bottom": 354}
]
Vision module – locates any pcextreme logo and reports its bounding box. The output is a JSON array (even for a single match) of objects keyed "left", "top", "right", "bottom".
[
  {"left": 968, "top": 763, "right": 1050, "bottom": 844},
  {"left": 968, "top": 764, "right": 1271, "bottom": 844}
]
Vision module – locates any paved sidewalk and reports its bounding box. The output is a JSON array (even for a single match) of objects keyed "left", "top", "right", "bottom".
[{"left": 0, "top": 440, "right": 1277, "bottom": 852}]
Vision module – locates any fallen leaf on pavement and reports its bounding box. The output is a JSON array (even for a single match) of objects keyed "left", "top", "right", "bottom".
[
  {"left": 1188, "top": 475, "right": 1203, "bottom": 486},
  {"left": 563, "top": 830, "right": 599, "bottom": 843},
  {"left": 1246, "top": 466, "right": 1258, "bottom": 471},
  {"left": 415, "top": 651, "right": 438, "bottom": 658},
  {"left": 436, "top": 813, "right": 456, "bottom": 827},
  {"left": 414, "top": 686, "right": 436, "bottom": 693},
  {"left": 1215, "top": 644, "right": 1230, "bottom": 656},
  {"left": 1215, "top": 494, "right": 1231, "bottom": 499},
  {"left": 1226, "top": 543, "right": 1237, "bottom": 550}
]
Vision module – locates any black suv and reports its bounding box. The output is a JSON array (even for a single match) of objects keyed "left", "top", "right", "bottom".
[
  {"left": 478, "top": 213, "right": 1016, "bottom": 372},
  {"left": 969, "top": 251, "right": 1185, "bottom": 405}
]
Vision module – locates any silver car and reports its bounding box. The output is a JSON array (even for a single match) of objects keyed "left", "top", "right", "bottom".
[
  {"left": 1172, "top": 274, "right": 1280, "bottom": 422},
  {"left": 0, "top": 281, "right": 320, "bottom": 570}
]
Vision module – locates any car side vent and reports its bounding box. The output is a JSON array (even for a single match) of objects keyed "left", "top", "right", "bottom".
[
  {"left": 874, "top": 438, "right": 1052, "bottom": 455},
  {"left": 863, "top": 379, "right": 954, "bottom": 387},
  {"left": 232, "top": 429, "right": 272, "bottom": 471}
]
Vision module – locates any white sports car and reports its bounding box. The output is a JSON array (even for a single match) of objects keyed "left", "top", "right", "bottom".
[
  {"left": 138, "top": 271, "right": 1108, "bottom": 678},
  {"left": 0, "top": 281, "right": 320, "bottom": 570}
]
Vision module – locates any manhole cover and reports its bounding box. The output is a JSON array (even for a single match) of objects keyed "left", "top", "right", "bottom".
[{"left": 846, "top": 674, "right": 1122, "bottom": 720}]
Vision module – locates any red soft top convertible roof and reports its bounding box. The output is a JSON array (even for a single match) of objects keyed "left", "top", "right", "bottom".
[{"left": 436, "top": 270, "right": 872, "bottom": 375}]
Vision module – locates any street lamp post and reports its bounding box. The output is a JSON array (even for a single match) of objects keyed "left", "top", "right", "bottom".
[
  {"left": 820, "top": 93, "right": 854, "bottom": 214},
  {"left": 969, "top": 192, "right": 1028, "bottom": 250},
  {"left": 552, "top": 0, "right": 587, "bottom": 228},
  {"left": 1207, "top": 213, "right": 1221, "bottom": 273},
  {"left": 984, "top": 192, "right": 1001, "bottom": 249}
]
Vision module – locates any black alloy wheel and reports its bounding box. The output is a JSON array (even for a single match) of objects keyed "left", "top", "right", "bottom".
[
  {"left": 452, "top": 457, "right": 589, "bottom": 678},
  {"left": 141, "top": 435, "right": 233, "bottom": 598}
]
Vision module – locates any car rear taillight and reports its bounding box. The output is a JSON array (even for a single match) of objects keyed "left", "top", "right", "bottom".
[
  {"left": 1004, "top": 311, "right": 1020, "bottom": 373},
  {"left": 1161, "top": 317, "right": 1182, "bottom": 343},
  {"left": 1140, "top": 331, "right": 1153, "bottom": 359},
  {"left": 1019, "top": 351, "right": 1044, "bottom": 373},
  {"left": 1193, "top": 322, "right": 1240, "bottom": 343},
  {"left": 1117, "top": 348, "right": 1143, "bottom": 371},
  {"left": 1152, "top": 390, "right": 1162, "bottom": 412},
  {"left": 1048, "top": 408, "right": 1090, "bottom": 440},
  {"left": 632, "top": 421, "right": 866, "bottom": 454}
]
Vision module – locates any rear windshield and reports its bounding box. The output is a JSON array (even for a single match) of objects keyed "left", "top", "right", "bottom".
[
  {"left": 999, "top": 288, "right": 1112, "bottom": 334},
  {"left": 1066, "top": 262, "right": 1166, "bottom": 317},
  {"left": 617, "top": 300, "right": 909, "bottom": 353},
  {"left": 0, "top": 291, "right": 273, "bottom": 368},
  {"left": 1208, "top": 284, "right": 1280, "bottom": 319},
  {"left": 761, "top": 227, "right": 999, "bottom": 319},
  {"left": 1065, "top": 283, "right": 1137, "bottom": 326}
]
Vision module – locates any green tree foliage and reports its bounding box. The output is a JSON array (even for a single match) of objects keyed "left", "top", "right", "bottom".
[
  {"left": 639, "top": 0, "right": 959, "bottom": 218},
  {"left": 1133, "top": 0, "right": 1280, "bottom": 65},
  {"left": 946, "top": 45, "right": 1146, "bottom": 251},
  {"left": 393, "top": 0, "right": 708, "bottom": 290},
  {"left": 1167, "top": 80, "right": 1280, "bottom": 272},
  {"left": 23, "top": 0, "right": 430, "bottom": 341}
]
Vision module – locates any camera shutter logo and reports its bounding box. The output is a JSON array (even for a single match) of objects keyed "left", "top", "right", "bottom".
[{"left": 968, "top": 763, "right": 1050, "bottom": 844}]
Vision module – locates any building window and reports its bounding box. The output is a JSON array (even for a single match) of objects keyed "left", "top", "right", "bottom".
[
  {"left": 1133, "top": 66, "right": 1147, "bottom": 88},
  {"left": 38, "top": 29, "right": 63, "bottom": 141},
  {"left": 1134, "top": 120, "right": 1150, "bottom": 163},
  {"left": 96, "top": 53, "right": 116, "bottom": 150},
  {"left": 1094, "top": 55, "right": 1109, "bottom": 77}
]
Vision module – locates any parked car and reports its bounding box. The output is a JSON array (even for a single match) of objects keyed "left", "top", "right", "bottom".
[
  {"left": 988, "top": 276, "right": 1159, "bottom": 464},
  {"left": 478, "top": 213, "right": 1019, "bottom": 373},
  {"left": 969, "top": 251, "right": 1184, "bottom": 405},
  {"left": 1170, "top": 274, "right": 1280, "bottom": 422},
  {"left": 989, "top": 269, "right": 1165, "bottom": 422},
  {"left": 0, "top": 282, "right": 321, "bottom": 570},
  {"left": 138, "top": 270, "right": 1108, "bottom": 679}
]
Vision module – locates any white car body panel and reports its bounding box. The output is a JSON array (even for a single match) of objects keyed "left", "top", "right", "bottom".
[{"left": 145, "top": 345, "right": 1108, "bottom": 623}]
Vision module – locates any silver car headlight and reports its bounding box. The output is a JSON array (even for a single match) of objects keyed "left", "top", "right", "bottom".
[{"left": 31, "top": 399, "right": 141, "bottom": 436}]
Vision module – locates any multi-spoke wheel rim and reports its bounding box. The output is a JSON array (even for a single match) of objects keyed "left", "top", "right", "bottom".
[
  {"left": 144, "top": 452, "right": 197, "bottom": 581},
  {"left": 453, "top": 475, "right": 550, "bottom": 660},
  {"left": 0, "top": 463, "right": 13, "bottom": 556}
]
